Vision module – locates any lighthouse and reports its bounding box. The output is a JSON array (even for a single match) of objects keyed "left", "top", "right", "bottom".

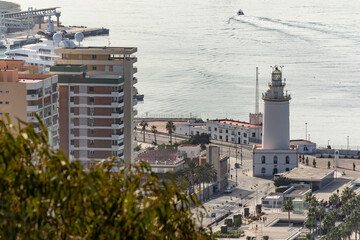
[
  {"left": 253, "top": 66, "right": 297, "bottom": 177},
  {"left": 262, "top": 66, "right": 291, "bottom": 150}
]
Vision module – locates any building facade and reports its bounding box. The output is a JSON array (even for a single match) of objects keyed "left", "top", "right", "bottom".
[
  {"left": 207, "top": 119, "right": 262, "bottom": 144},
  {"left": 54, "top": 47, "right": 137, "bottom": 163},
  {"left": 207, "top": 145, "right": 228, "bottom": 190},
  {"left": 253, "top": 66, "right": 297, "bottom": 177},
  {"left": 0, "top": 61, "right": 58, "bottom": 148},
  {"left": 174, "top": 118, "right": 262, "bottom": 145},
  {"left": 50, "top": 65, "right": 125, "bottom": 167}
]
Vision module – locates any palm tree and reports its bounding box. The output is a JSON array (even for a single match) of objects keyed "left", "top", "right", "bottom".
[
  {"left": 329, "top": 193, "right": 340, "bottom": 208},
  {"left": 316, "top": 205, "right": 325, "bottom": 236},
  {"left": 304, "top": 215, "right": 317, "bottom": 235},
  {"left": 183, "top": 161, "right": 199, "bottom": 194},
  {"left": 151, "top": 125, "right": 157, "bottom": 145},
  {"left": 166, "top": 121, "right": 175, "bottom": 144},
  {"left": 305, "top": 192, "right": 315, "bottom": 205},
  {"left": 139, "top": 120, "right": 148, "bottom": 143},
  {"left": 282, "top": 199, "right": 294, "bottom": 225},
  {"left": 202, "top": 163, "right": 217, "bottom": 201},
  {"left": 341, "top": 187, "right": 355, "bottom": 204}
]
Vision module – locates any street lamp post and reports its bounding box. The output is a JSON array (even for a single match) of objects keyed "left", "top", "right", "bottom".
[{"left": 305, "top": 123, "right": 308, "bottom": 141}]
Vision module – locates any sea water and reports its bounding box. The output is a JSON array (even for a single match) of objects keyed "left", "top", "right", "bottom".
[{"left": 11, "top": 0, "right": 360, "bottom": 148}]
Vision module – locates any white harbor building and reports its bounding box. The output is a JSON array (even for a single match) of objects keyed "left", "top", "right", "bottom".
[{"left": 253, "top": 66, "right": 297, "bottom": 177}]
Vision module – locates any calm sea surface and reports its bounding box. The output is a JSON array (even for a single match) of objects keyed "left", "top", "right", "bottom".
[{"left": 10, "top": 0, "right": 360, "bottom": 148}]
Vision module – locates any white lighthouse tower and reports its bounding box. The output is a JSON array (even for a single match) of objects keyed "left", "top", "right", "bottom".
[{"left": 253, "top": 66, "right": 297, "bottom": 177}]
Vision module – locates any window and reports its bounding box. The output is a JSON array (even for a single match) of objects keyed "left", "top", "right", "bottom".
[
  {"left": 89, "top": 118, "right": 94, "bottom": 126},
  {"left": 243, "top": 133, "right": 247, "bottom": 137},
  {"left": 89, "top": 87, "right": 94, "bottom": 92},
  {"left": 5, "top": 91, "right": 9, "bottom": 93},
  {"left": 286, "top": 156, "right": 290, "bottom": 164},
  {"left": 286, "top": 168, "right": 290, "bottom": 172},
  {"left": 89, "top": 97, "right": 94, "bottom": 104},
  {"left": 261, "top": 156, "right": 266, "bottom": 164},
  {"left": 92, "top": 66, "right": 97, "bottom": 71},
  {"left": 70, "top": 140, "right": 74, "bottom": 145},
  {"left": 70, "top": 108, "right": 74, "bottom": 113},
  {"left": 90, "top": 151, "right": 94, "bottom": 157},
  {"left": 215, "top": 128, "right": 217, "bottom": 131},
  {"left": 252, "top": 132, "right": 256, "bottom": 137},
  {"left": 219, "top": 136, "right": 222, "bottom": 140},
  {"left": 261, "top": 167, "right": 266, "bottom": 174},
  {"left": 70, "top": 86, "right": 74, "bottom": 92},
  {"left": 90, "top": 108, "right": 94, "bottom": 115},
  {"left": 92, "top": 55, "right": 97, "bottom": 60},
  {"left": 90, "top": 129, "right": 94, "bottom": 135},
  {"left": 112, "top": 140, "right": 118, "bottom": 146},
  {"left": 273, "top": 156, "right": 278, "bottom": 164},
  {"left": 70, "top": 97, "right": 74, "bottom": 102},
  {"left": 70, "top": 129, "right": 74, "bottom": 134},
  {"left": 112, "top": 151, "right": 118, "bottom": 156},
  {"left": 208, "top": 127, "right": 211, "bottom": 131},
  {"left": 226, "top": 130, "right": 228, "bottom": 133},
  {"left": 89, "top": 140, "right": 94, "bottom": 146},
  {"left": 70, "top": 150, "right": 74, "bottom": 156},
  {"left": 0, "top": 101, "right": 2, "bottom": 104},
  {"left": 5, "top": 101, "right": 9, "bottom": 104}
]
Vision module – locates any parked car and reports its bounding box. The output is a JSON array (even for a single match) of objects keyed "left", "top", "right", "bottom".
[{"left": 224, "top": 187, "right": 233, "bottom": 194}]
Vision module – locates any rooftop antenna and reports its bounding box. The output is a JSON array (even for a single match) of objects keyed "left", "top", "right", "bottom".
[
  {"left": 74, "top": 32, "right": 84, "bottom": 47},
  {"left": 255, "top": 67, "right": 259, "bottom": 117},
  {"left": 26, "top": 7, "right": 34, "bottom": 39}
]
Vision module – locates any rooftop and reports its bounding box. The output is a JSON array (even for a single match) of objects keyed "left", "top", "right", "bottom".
[
  {"left": 290, "top": 139, "right": 316, "bottom": 145},
  {"left": 58, "top": 75, "right": 124, "bottom": 85},
  {"left": 50, "top": 64, "right": 87, "bottom": 73},
  {"left": 209, "top": 118, "right": 260, "bottom": 128},
  {"left": 178, "top": 144, "right": 201, "bottom": 148},
  {"left": 135, "top": 149, "right": 183, "bottom": 165},
  {"left": 55, "top": 46, "right": 137, "bottom": 55},
  {"left": 285, "top": 167, "right": 335, "bottom": 181}
]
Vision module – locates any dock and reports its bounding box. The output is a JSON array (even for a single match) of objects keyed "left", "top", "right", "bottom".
[{"left": 0, "top": 24, "right": 109, "bottom": 49}]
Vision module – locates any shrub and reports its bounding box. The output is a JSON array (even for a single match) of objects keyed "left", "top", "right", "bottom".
[
  {"left": 0, "top": 118, "right": 213, "bottom": 239},
  {"left": 214, "top": 230, "right": 243, "bottom": 238}
]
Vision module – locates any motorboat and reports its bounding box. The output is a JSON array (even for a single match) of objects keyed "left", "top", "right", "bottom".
[{"left": 237, "top": 9, "right": 244, "bottom": 16}]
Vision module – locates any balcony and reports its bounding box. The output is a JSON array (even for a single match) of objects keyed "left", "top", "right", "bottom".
[
  {"left": 132, "top": 67, "right": 137, "bottom": 73},
  {"left": 26, "top": 94, "right": 40, "bottom": 101}
]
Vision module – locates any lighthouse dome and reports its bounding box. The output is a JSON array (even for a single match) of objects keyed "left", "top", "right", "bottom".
[{"left": 272, "top": 67, "right": 282, "bottom": 81}]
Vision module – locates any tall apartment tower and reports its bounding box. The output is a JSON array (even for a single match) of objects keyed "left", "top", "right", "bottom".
[
  {"left": 53, "top": 47, "right": 137, "bottom": 164},
  {"left": 253, "top": 66, "right": 297, "bottom": 177},
  {"left": 0, "top": 60, "right": 59, "bottom": 148}
]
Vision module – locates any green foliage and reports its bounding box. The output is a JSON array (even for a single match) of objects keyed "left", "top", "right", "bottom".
[
  {"left": 186, "top": 133, "right": 211, "bottom": 146},
  {"left": 312, "top": 158, "right": 316, "bottom": 167},
  {"left": 341, "top": 187, "right": 355, "bottom": 204},
  {"left": 305, "top": 157, "right": 309, "bottom": 165},
  {"left": 0, "top": 118, "right": 213, "bottom": 239},
  {"left": 134, "top": 143, "right": 142, "bottom": 151},
  {"left": 328, "top": 161, "right": 331, "bottom": 169},
  {"left": 157, "top": 142, "right": 181, "bottom": 149},
  {"left": 273, "top": 176, "right": 291, "bottom": 187},
  {"left": 166, "top": 121, "right": 175, "bottom": 144},
  {"left": 214, "top": 230, "right": 243, "bottom": 238},
  {"left": 140, "top": 120, "right": 148, "bottom": 142}
]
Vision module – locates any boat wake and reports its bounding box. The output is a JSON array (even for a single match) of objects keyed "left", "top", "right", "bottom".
[{"left": 229, "top": 15, "right": 359, "bottom": 44}]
